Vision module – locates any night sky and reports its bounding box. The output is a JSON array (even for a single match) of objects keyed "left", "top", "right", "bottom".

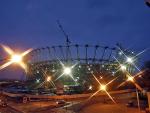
[{"left": 0, "top": 0, "right": 150, "bottom": 79}]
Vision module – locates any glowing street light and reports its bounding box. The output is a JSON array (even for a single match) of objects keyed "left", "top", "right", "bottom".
[
  {"left": 89, "top": 85, "right": 93, "bottom": 90},
  {"left": 125, "top": 75, "right": 141, "bottom": 112},
  {"left": 118, "top": 71, "right": 143, "bottom": 92},
  {"left": 0, "top": 45, "right": 32, "bottom": 71},
  {"left": 88, "top": 73, "right": 117, "bottom": 103},
  {"left": 46, "top": 76, "right": 51, "bottom": 82},
  {"left": 11, "top": 54, "right": 22, "bottom": 63},
  {"left": 127, "top": 76, "right": 134, "bottom": 82},
  {"left": 100, "top": 84, "right": 106, "bottom": 91}
]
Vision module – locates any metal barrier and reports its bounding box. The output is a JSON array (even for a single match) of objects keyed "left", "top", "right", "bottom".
[{"left": 3, "top": 89, "right": 135, "bottom": 102}]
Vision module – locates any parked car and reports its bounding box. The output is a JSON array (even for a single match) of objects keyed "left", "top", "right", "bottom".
[{"left": 56, "top": 100, "right": 66, "bottom": 105}]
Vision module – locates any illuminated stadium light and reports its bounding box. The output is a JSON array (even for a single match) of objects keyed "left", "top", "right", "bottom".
[
  {"left": 120, "top": 64, "right": 127, "bottom": 71},
  {"left": 88, "top": 68, "right": 91, "bottom": 71},
  {"left": 117, "top": 47, "right": 148, "bottom": 72},
  {"left": 79, "top": 65, "right": 81, "bottom": 68},
  {"left": 119, "top": 52, "right": 122, "bottom": 55},
  {"left": 36, "top": 70, "right": 39, "bottom": 73},
  {"left": 36, "top": 79, "right": 40, "bottom": 83},
  {"left": 55, "top": 60, "right": 78, "bottom": 82},
  {"left": 64, "top": 67, "right": 72, "bottom": 75},
  {"left": 126, "top": 57, "right": 133, "bottom": 64}
]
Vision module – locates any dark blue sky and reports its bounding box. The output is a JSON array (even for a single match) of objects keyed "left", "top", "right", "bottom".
[{"left": 0, "top": 0, "right": 150, "bottom": 79}]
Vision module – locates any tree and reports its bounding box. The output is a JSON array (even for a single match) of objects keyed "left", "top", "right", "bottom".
[{"left": 145, "top": 0, "right": 150, "bottom": 7}]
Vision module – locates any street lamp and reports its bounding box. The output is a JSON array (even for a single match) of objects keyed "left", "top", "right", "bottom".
[
  {"left": 126, "top": 75, "right": 141, "bottom": 112},
  {"left": 89, "top": 85, "right": 93, "bottom": 90},
  {"left": 46, "top": 76, "right": 51, "bottom": 82},
  {"left": 0, "top": 45, "right": 32, "bottom": 71},
  {"left": 100, "top": 84, "right": 106, "bottom": 91},
  {"left": 127, "top": 76, "right": 134, "bottom": 82},
  {"left": 11, "top": 54, "right": 22, "bottom": 63}
]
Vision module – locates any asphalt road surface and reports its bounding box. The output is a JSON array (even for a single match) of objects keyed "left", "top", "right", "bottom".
[
  {"left": 0, "top": 106, "right": 21, "bottom": 113},
  {"left": 79, "top": 103, "right": 140, "bottom": 113}
]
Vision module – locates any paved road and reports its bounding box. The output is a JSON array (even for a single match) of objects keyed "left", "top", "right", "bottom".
[
  {"left": 0, "top": 91, "right": 146, "bottom": 113},
  {"left": 0, "top": 101, "right": 71, "bottom": 113},
  {"left": 79, "top": 103, "right": 140, "bottom": 113},
  {"left": 0, "top": 106, "right": 21, "bottom": 113},
  {"left": 9, "top": 101, "right": 59, "bottom": 113}
]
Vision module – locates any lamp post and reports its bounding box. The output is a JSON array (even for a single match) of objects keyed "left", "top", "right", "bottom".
[
  {"left": 127, "top": 76, "right": 141, "bottom": 112},
  {"left": 136, "top": 88, "right": 140, "bottom": 112},
  {"left": 125, "top": 57, "right": 141, "bottom": 112}
]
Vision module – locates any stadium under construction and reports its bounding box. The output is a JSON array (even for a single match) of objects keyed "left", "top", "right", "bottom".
[{"left": 25, "top": 42, "right": 137, "bottom": 94}]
